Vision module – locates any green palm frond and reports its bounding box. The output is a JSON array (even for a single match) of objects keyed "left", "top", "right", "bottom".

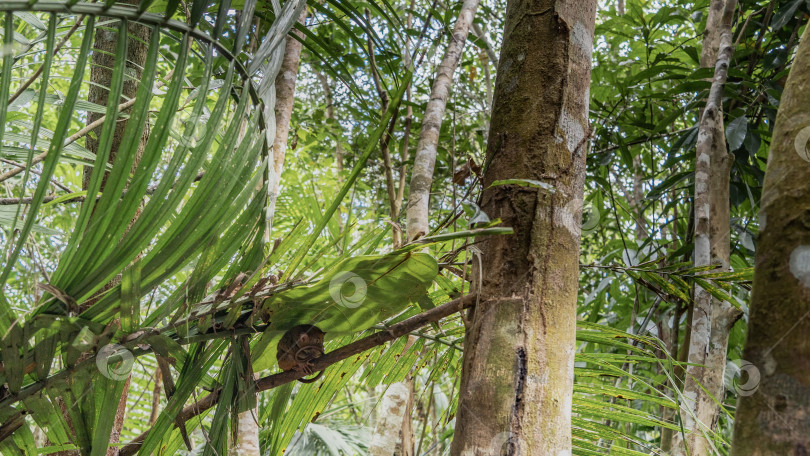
[{"left": 0, "top": 1, "right": 304, "bottom": 452}]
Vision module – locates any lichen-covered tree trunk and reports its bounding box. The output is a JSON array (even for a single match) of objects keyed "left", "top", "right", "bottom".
[
  {"left": 368, "top": 382, "right": 411, "bottom": 456},
  {"left": 702, "top": 0, "right": 743, "bottom": 438},
  {"left": 230, "top": 374, "right": 260, "bottom": 456},
  {"left": 266, "top": 8, "right": 308, "bottom": 237},
  {"left": 404, "top": 0, "right": 479, "bottom": 241},
  {"left": 729, "top": 20, "right": 810, "bottom": 456},
  {"left": 450, "top": 1, "right": 596, "bottom": 454},
  {"left": 672, "top": 2, "right": 738, "bottom": 454}
]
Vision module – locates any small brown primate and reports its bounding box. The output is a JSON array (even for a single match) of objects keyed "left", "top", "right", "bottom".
[{"left": 276, "top": 324, "right": 326, "bottom": 383}]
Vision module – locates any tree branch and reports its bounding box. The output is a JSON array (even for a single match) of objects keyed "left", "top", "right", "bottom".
[
  {"left": 0, "top": 69, "right": 175, "bottom": 186},
  {"left": 8, "top": 16, "right": 85, "bottom": 105},
  {"left": 117, "top": 293, "right": 477, "bottom": 456},
  {"left": 0, "top": 171, "right": 203, "bottom": 206}
]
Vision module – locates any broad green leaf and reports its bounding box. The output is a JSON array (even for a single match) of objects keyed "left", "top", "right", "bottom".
[{"left": 252, "top": 251, "right": 437, "bottom": 370}]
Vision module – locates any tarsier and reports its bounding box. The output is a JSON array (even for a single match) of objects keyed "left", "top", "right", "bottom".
[{"left": 276, "top": 324, "right": 326, "bottom": 383}]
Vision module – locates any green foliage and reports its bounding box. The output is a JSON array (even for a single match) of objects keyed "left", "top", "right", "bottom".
[
  {"left": 0, "top": 0, "right": 801, "bottom": 454},
  {"left": 252, "top": 251, "right": 438, "bottom": 370}
]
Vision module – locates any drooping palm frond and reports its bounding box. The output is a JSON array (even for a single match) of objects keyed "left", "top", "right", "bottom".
[{"left": 0, "top": 1, "right": 306, "bottom": 452}]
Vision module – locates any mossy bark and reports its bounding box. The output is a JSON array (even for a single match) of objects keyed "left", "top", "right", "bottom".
[
  {"left": 730, "top": 20, "right": 810, "bottom": 456},
  {"left": 450, "top": 1, "right": 596, "bottom": 454}
]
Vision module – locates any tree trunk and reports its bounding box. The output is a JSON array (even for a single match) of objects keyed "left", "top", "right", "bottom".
[
  {"left": 399, "top": 377, "right": 414, "bottom": 456},
  {"left": 672, "top": 2, "right": 739, "bottom": 454},
  {"left": 266, "top": 8, "right": 308, "bottom": 238},
  {"left": 700, "top": 0, "right": 726, "bottom": 69},
  {"left": 149, "top": 366, "right": 162, "bottom": 426},
  {"left": 703, "top": 0, "right": 743, "bottom": 439},
  {"left": 632, "top": 154, "right": 647, "bottom": 239},
  {"left": 230, "top": 374, "right": 261, "bottom": 456},
  {"left": 405, "top": 0, "right": 480, "bottom": 241},
  {"left": 368, "top": 382, "right": 411, "bottom": 456},
  {"left": 70, "top": 4, "right": 150, "bottom": 454},
  {"left": 231, "top": 9, "right": 308, "bottom": 455},
  {"left": 450, "top": 1, "right": 597, "bottom": 454},
  {"left": 82, "top": 2, "right": 150, "bottom": 191},
  {"left": 729, "top": 19, "right": 810, "bottom": 456}
]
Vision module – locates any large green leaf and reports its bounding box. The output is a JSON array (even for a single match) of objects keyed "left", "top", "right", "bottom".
[{"left": 252, "top": 251, "right": 438, "bottom": 370}]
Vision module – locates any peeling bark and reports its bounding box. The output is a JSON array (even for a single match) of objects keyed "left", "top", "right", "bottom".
[
  {"left": 405, "top": 0, "right": 480, "bottom": 241},
  {"left": 730, "top": 20, "right": 810, "bottom": 456},
  {"left": 450, "top": 1, "right": 597, "bottom": 454}
]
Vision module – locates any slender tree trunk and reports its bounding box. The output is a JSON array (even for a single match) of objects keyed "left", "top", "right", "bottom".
[
  {"left": 471, "top": 22, "right": 498, "bottom": 67},
  {"left": 266, "top": 8, "right": 308, "bottom": 238},
  {"left": 730, "top": 19, "right": 810, "bottom": 456},
  {"left": 315, "top": 68, "right": 343, "bottom": 176},
  {"left": 703, "top": 0, "right": 743, "bottom": 439},
  {"left": 632, "top": 154, "right": 647, "bottom": 239},
  {"left": 149, "top": 366, "right": 162, "bottom": 426},
  {"left": 67, "top": 4, "right": 150, "bottom": 454},
  {"left": 231, "top": 9, "right": 308, "bottom": 456},
  {"left": 672, "top": 2, "right": 739, "bottom": 454},
  {"left": 405, "top": 0, "right": 480, "bottom": 241},
  {"left": 230, "top": 374, "right": 261, "bottom": 456},
  {"left": 391, "top": 3, "right": 415, "bottom": 246},
  {"left": 700, "top": 0, "right": 727, "bottom": 69},
  {"left": 450, "top": 1, "right": 597, "bottom": 454},
  {"left": 399, "top": 377, "right": 415, "bottom": 456},
  {"left": 369, "top": 382, "right": 411, "bottom": 456}
]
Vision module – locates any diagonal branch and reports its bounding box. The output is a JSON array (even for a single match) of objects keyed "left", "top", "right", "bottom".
[
  {"left": 8, "top": 16, "right": 85, "bottom": 105},
  {"left": 117, "top": 293, "right": 477, "bottom": 456},
  {"left": 0, "top": 70, "right": 175, "bottom": 186}
]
